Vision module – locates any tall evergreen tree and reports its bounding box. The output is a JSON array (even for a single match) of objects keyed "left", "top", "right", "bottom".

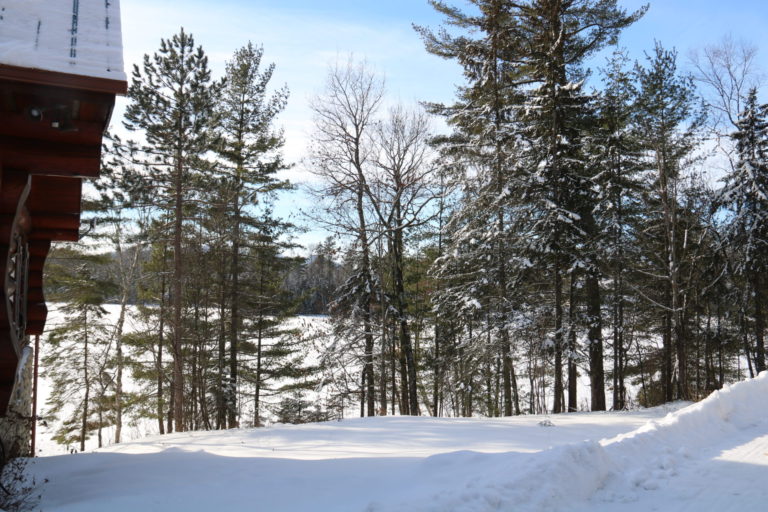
[
  {"left": 417, "top": 0, "right": 529, "bottom": 416},
  {"left": 589, "top": 49, "right": 645, "bottom": 410},
  {"left": 517, "top": 0, "right": 645, "bottom": 413},
  {"left": 43, "top": 250, "right": 117, "bottom": 451},
  {"left": 420, "top": 0, "right": 645, "bottom": 413},
  {"left": 721, "top": 88, "right": 768, "bottom": 374},
  {"left": 216, "top": 42, "right": 291, "bottom": 428},
  {"left": 124, "top": 29, "right": 221, "bottom": 432},
  {"left": 633, "top": 43, "right": 706, "bottom": 401}
]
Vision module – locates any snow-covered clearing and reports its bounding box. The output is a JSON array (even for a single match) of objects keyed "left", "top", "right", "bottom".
[{"left": 24, "top": 372, "right": 768, "bottom": 512}]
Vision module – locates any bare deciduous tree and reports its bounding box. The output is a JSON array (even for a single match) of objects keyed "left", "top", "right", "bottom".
[
  {"left": 367, "top": 106, "right": 437, "bottom": 416},
  {"left": 691, "top": 35, "right": 764, "bottom": 169},
  {"left": 308, "top": 58, "right": 384, "bottom": 416}
]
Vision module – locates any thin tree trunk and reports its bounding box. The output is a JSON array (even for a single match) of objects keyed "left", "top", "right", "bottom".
[
  {"left": 390, "top": 319, "right": 397, "bottom": 416},
  {"left": 567, "top": 273, "right": 578, "bottom": 412},
  {"left": 379, "top": 320, "right": 388, "bottom": 415},
  {"left": 167, "top": 378, "right": 174, "bottom": 434},
  {"left": 218, "top": 264, "right": 227, "bottom": 429},
  {"left": 113, "top": 238, "right": 141, "bottom": 444},
  {"left": 742, "top": 310, "right": 755, "bottom": 378},
  {"left": 81, "top": 311, "right": 89, "bottom": 453},
  {"left": 393, "top": 223, "right": 419, "bottom": 415},
  {"left": 158, "top": 268, "right": 166, "bottom": 435},
  {"left": 254, "top": 256, "right": 267, "bottom": 428},
  {"left": 254, "top": 319, "right": 264, "bottom": 427},
  {"left": 753, "top": 272, "right": 766, "bottom": 373},
  {"left": 356, "top": 166, "right": 376, "bottom": 417},
  {"left": 172, "top": 155, "right": 185, "bottom": 432},
  {"left": 229, "top": 191, "right": 241, "bottom": 428},
  {"left": 586, "top": 268, "right": 606, "bottom": 411},
  {"left": 553, "top": 254, "right": 564, "bottom": 414},
  {"left": 398, "top": 335, "right": 410, "bottom": 416}
]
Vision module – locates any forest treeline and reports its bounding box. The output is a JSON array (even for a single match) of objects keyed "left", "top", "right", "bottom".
[{"left": 42, "top": 0, "right": 768, "bottom": 449}]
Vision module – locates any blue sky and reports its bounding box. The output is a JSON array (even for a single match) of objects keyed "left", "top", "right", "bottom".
[{"left": 118, "top": 0, "right": 768, "bottom": 248}]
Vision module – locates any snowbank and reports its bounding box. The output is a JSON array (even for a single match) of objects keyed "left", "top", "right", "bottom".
[
  {"left": 28, "top": 406, "right": 675, "bottom": 512},
  {"left": 25, "top": 374, "right": 767, "bottom": 511},
  {"left": 0, "top": 0, "right": 125, "bottom": 81},
  {"left": 378, "top": 372, "right": 768, "bottom": 511},
  {"left": 595, "top": 370, "right": 768, "bottom": 498}
]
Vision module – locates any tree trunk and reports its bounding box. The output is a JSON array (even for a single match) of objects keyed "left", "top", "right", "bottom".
[
  {"left": 167, "top": 378, "right": 174, "bottom": 434},
  {"left": 567, "top": 273, "right": 578, "bottom": 412},
  {"left": 113, "top": 238, "right": 141, "bottom": 444},
  {"left": 172, "top": 155, "right": 185, "bottom": 432},
  {"left": 158, "top": 268, "right": 166, "bottom": 435},
  {"left": 229, "top": 190, "right": 241, "bottom": 428},
  {"left": 753, "top": 272, "right": 766, "bottom": 373},
  {"left": 392, "top": 221, "right": 419, "bottom": 415},
  {"left": 355, "top": 162, "right": 376, "bottom": 417},
  {"left": 586, "top": 267, "right": 606, "bottom": 411},
  {"left": 254, "top": 259, "right": 267, "bottom": 427},
  {"left": 553, "top": 253, "right": 564, "bottom": 414},
  {"left": 218, "top": 264, "right": 227, "bottom": 429},
  {"left": 379, "top": 320, "right": 388, "bottom": 415},
  {"left": 81, "top": 311, "right": 89, "bottom": 453},
  {"left": 663, "top": 306, "right": 674, "bottom": 402},
  {"left": 254, "top": 319, "right": 264, "bottom": 427}
]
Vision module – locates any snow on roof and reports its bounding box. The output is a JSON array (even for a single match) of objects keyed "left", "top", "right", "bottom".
[{"left": 0, "top": 0, "right": 125, "bottom": 82}]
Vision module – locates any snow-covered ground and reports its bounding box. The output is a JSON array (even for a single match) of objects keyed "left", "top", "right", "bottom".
[
  {"left": 35, "top": 308, "right": 334, "bottom": 456},
  {"left": 24, "top": 372, "right": 768, "bottom": 511}
]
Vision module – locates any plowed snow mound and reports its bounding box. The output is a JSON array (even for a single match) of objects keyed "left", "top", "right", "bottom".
[
  {"left": 379, "top": 372, "right": 768, "bottom": 512},
  {"left": 28, "top": 375, "right": 766, "bottom": 511}
]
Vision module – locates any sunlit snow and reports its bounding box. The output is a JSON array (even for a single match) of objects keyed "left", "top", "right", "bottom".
[{"left": 24, "top": 373, "right": 768, "bottom": 511}]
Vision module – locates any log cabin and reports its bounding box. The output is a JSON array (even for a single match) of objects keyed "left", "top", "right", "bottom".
[{"left": 0, "top": 0, "right": 126, "bottom": 458}]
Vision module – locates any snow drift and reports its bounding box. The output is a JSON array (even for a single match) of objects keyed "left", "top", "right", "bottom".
[
  {"left": 378, "top": 372, "right": 768, "bottom": 511},
  {"left": 25, "top": 373, "right": 767, "bottom": 511}
]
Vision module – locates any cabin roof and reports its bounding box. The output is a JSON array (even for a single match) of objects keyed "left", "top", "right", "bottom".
[{"left": 0, "top": 0, "right": 126, "bottom": 83}]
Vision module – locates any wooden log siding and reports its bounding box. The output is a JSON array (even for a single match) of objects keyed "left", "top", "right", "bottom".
[{"left": 0, "top": 65, "right": 125, "bottom": 417}]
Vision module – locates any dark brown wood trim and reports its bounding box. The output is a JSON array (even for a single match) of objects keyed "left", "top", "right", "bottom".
[
  {"left": 0, "top": 64, "right": 127, "bottom": 95},
  {"left": 0, "top": 112, "right": 105, "bottom": 146},
  {"left": 0, "top": 135, "right": 101, "bottom": 177}
]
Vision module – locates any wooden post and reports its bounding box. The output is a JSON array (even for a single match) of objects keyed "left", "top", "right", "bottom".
[{"left": 31, "top": 334, "right": 39, "bottom": 456}]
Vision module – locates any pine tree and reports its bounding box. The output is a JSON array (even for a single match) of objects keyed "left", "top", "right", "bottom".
[
  {"left": 519, "top": 0, "right": 645, "bottom": 413},
  {"left": 124, "top": 29, "right": 221, "bottom": 431},
  {"left": 721, "top": 88, "right": 768, "bottom": 374},
  {"left": 633, "top": 43, "right": 706, "bottom": 401},
  {"left": 237, "top": 219, "right": 307, "bottom": 427},
  {"left": 43, "top": 249, "right": 117, "bottom": 451},
  {"left": 421, "top": 0, "right": 645, "bottom": 413},
  {"left": 216, "top": 42, "right": 291, "bottom": 428},
  {"left": 417, "top": 0, "right": 528, "bottom": 416},
  {"left": 589, "top": 49, "right": 646, "bottom": 410}
]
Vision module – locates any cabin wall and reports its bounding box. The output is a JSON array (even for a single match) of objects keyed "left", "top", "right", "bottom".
[{"left": 0, "top": 0, "right": 125, "bottom": 459}]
